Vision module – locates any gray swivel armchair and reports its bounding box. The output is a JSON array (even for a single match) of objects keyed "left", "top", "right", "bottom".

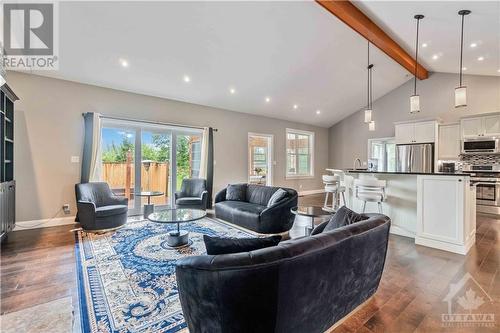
[
  {"left": 75, "top": 182, "right": 128, "bottom": 232},
  {"left": 175, "top": 179, "right": 208, "bottom": 210}
]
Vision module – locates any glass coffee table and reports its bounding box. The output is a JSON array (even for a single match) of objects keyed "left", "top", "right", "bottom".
[
  {"left": 147, "top": 208, "right": 207, "bottom": 247},
  {"left": 291, "top": 206, "right": 334, "bottom": 236}
]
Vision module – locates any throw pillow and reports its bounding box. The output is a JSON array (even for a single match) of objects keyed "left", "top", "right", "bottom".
[
  {"left": 267, "top": 188, "right": 288, "bottom": 207},
  {"left": 323, "top": 206, "right": 367, "bottom": 233},
  {"left": 226, "top": 183, "right": 247, "bottom": 201},
  {"left": 203, "top": 235, "right": 282, "bottom": 255}
]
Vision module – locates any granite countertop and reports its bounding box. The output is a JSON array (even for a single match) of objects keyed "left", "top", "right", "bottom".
[{"left": 344, "top": 169, "right": 470, "bottom": 177}]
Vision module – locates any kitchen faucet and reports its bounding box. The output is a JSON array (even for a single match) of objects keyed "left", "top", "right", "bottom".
[{"left": 353, "top": 158, "right": 362, "bottom": 170}]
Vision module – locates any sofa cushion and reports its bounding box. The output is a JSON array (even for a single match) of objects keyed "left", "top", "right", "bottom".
[
  {"left": 323, "top": 206, "right": 367, "bottom": 232},
  {"left": 216, "top": 201, "right": 266, "bottom": 216},
  {"left": 226, "top": 184, "right": 247, "bottom": 201},
  {"left": 267, "top": 188, "right": 288, "bottom": 207},
  {"left": 176, "top": 197, "right": 203, "bottom": 205},
  {"left": 95, "top": 205, "right": 128, "bottom": 217},
  {"left": 246, "top": 184, "right": 280, "bottom": 206},
  {"left": 203, "top": 235, "right": 282, "bottom": 255}
]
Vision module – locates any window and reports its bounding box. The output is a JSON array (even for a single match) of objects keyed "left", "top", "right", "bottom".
[
  {"left": 368, "top": 137, "right": 396, "bottom": 172},
  {"left": 286, "top": 129, "right": 314, "bottom": 178}
]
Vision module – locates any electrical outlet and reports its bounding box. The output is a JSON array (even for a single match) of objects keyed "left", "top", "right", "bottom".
[{"left": 63, "top": 204, "right": 70, "bottom": 214}]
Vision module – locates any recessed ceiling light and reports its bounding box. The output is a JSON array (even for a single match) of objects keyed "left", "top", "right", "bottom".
[
  {"left": 265, "top": 97, "right": 271, "bottom": 103},
  {"left": 477, "top": 56, "right": 484, "bottom": 61},
  {"left": 432, "top": 54, "right": 439, "bottom": 60},
  {"left": 422, "top": 43, "right": 428, "bottom": 48},
  {"left": 316, "top": 110, "right": 321, "bottom": 115},
  {"left": 119, "top": 58, "right": 129, "bottom": 68},
  {"left": 470, "top": 43, "right": 477, "bottom": 48},
  {"left": 293, "top": 104, "right": 298, "bottom": 109},
  {"left": 183, "top": 75, "right": 191, "bottom": 83},
  {"left": 229, "top": 88, "right": 236, "bottom": 94},
  {"left": 462, "top": 67, "right": 467, "bottom": 71}
]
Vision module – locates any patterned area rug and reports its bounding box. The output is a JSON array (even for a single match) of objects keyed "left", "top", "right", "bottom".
[{"left": 75, "top": 217, "right": 254, "bottom": 333}]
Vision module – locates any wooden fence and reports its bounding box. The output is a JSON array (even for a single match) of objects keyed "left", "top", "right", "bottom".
[{"left": 102, "top": 162, "right": 170, "bottom": 205}]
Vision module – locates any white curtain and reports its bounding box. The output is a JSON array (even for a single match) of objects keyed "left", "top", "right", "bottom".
[
  {"left": 89, "top": 113, "right": 102, "bottom": 181},
  {"left": 199, "top": 127, "right": 210, "bottom": 179}
]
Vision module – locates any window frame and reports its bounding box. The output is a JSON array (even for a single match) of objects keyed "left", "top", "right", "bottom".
[
  {"left": 285, "top": 128, "right": 315, "bottom": 179},
  {"left": 367, "top": 137, "right": 396, "bottom": 172}
]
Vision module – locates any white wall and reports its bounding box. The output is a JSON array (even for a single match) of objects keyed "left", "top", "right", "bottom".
[
  {"left": 329, "top": 72, "right": 500, "bottom": 168},
  {"left": 8, "top": 71, "right": 329, "bottom": 222}
]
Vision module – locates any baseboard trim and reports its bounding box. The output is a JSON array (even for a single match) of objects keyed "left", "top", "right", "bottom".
[
  {"left": 14, "top": 216, "right": 77, "bottom": 231},
  {"left": 298, "top": 189, "right": 325, "bottom": 196},
  {"left": 415, "top": 236, "right": 471, "bottom": 255},
  {"left": 390, "top": 225, "right": 415, "bottom": 239}
]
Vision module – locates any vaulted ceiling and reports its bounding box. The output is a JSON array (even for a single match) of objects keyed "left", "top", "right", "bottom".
[{"left": 28, "top": 1, "right": 499, "bottom": 127}]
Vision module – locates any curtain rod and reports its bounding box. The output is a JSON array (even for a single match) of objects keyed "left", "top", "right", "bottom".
[{"left": 82, "top": 113, "right": 218, "bottom": 132}]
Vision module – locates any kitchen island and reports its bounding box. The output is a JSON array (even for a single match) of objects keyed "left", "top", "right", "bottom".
[{"left": 344, "top": 170, "right": 476, "bottom": 255}]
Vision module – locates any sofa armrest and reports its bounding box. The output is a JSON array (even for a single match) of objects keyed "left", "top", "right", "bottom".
[
  {"left": 77, "top": 200, "right": 96, "bottom": 224},
  {"left": 214, "top": 188, "right": 227, "bottom": 204},
  {"left": 200, "top": 190, "right": 209, "bottom": 207},
  {"left": 258, "top": 194, "right": 298, "bottom": 233},
  {"left": 260, "top": 195, "right": 297, "bottom": 216}
]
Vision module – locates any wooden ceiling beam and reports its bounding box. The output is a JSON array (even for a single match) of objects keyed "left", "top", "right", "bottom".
[{"left": 316, "top": 0, "right": 429, "bottom": 80}]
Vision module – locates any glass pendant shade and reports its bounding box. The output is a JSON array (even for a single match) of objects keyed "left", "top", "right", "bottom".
[
  {"left": 455, "top": 86, "right": 467, "bottom": 108},
  {"left": 368, "top": 121, "right": 375, "bottom": 131},
  {"left": 410, "top": 95, "right": 420, "bottom": 113},
  {"left": 364, "top": 109, "right": 372, "bottom": 123}
]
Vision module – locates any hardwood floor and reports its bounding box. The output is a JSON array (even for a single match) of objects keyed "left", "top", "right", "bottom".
[{"left": 1, "top": 193, "right": 499, "bottom": 332}]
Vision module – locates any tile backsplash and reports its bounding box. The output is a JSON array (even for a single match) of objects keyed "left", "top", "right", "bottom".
[{"left": 459, "top": 154, "right": 500, "bottom": 165}]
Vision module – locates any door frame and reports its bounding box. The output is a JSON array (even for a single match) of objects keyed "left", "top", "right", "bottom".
[{"left": 248, "top": 132, "right": 274, "bottom": 186}]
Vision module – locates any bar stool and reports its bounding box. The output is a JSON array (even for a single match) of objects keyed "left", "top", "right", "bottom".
[
  {"left": 322, "top": 174, "right": 346, "bottom": 211},
  {"left": 354, "top": 177, "right": 386, "bottom": 213}
]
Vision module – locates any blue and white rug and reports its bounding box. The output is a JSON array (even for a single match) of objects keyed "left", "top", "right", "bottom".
[{"left": 75, "top": 217, "right": 254, "bottom": 333}]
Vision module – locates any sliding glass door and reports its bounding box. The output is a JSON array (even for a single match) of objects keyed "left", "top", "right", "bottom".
[
  {"left": 100, "top": 119, "right": 203, "bottom": 215},
  {"left": 101, "top": 126, "right": 138, "bottom": 212}
]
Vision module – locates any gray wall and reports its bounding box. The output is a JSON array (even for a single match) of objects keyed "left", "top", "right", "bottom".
[
  {"left": 329, "top": 72, "right": 500, "bottom": 168},
  {"left": 9, "top": 71, "right": 329, "bottom": 222}
]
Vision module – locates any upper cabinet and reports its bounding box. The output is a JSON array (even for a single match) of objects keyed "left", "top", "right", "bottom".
[
  {"left": 395, "top": 121, "right": 437, "bottom": 144},
  {"left": 439, "top": 124, "right": 460, "bottom": 160},
  {"left": 461, "top": 115, "right": 500, "bottom": 138}
]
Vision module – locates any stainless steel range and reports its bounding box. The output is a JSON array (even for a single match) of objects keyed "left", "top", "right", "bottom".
[{"left": 463, "top": 165, "right": 500, "bottom": 215}]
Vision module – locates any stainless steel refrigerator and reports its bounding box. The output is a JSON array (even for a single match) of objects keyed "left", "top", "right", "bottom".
[{"left": 396, "top": 143, "right": 434, "bottom": 173}]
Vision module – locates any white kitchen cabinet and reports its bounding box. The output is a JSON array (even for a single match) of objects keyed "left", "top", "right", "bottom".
[
  {"left": 395, "top": 121, "right": 436, "bottom": 144},
  {"left": 416, "top": 175, "right": 475, "bottom": 255},
  {"left": 395, "top": 123, "right": 415, "bottom": 144},
  {"left": 461, "top": 114, "right": 500, "bottom": 138},
  {"left": 483, "top": 115, "right": 500, "bottom": 136},
  {"left": 461, "top": 117, "right": 483, "bottom": 138},
  {"left": 438, "top": 124, "right": 460, "bottom": 159}
]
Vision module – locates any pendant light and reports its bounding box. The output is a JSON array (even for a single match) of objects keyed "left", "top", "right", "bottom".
[
  {"left": 455, "top": 10, "right": 471, "bottom": 108},
  {"left": 364, "top": 41, "right": 373, "bottom": 123},
  {"left": 369, "top": 121, "right": 375, "bottom": 131},
  {"left": 410, "top": 14, "right": 424, "bottom": 113}
]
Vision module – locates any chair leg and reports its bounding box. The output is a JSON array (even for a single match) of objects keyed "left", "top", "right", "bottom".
[
  {"left": 378, "top": 202, "right": 383, "bottom": 214},
  {"left": 361, "top": 201, "right": 366, "bottom": 213},
  {"left": 324, "top": 192, "right": 329, "bottom": 208},
  {"left": 341, "top": 192, "right": 346, "bottom": 208}
]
